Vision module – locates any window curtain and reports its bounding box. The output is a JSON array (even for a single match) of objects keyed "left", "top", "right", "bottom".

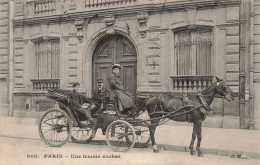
[
  {"left": 35, "top": 40, "right": 60, "bottom": 79},
  {"left": 175, "top": 29, "right": 212, "bottom": 75}
]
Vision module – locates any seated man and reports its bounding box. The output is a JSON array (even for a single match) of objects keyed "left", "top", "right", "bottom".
[
  {"left": 69, "top": 82, "right": 96, "bottom": 124},
  {"left": 107, "top": 64, "right": 135, "bottom": 115}
]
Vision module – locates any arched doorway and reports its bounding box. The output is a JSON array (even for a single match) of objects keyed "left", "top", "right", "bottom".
[{"left": 92, "top": 34, "right": 137, "bottom": 95}]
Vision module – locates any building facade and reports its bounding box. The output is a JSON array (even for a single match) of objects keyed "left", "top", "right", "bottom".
[{"left": 1, "top": 0, "right": 260, "bottom": 129}]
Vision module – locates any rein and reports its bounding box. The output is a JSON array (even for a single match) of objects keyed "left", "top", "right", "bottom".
[{"left": 129, "top": 105, "right": 202, "bottom": 124}]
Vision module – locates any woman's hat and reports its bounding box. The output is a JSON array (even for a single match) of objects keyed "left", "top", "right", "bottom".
[
  {"left": 112, "top": 64, "right": 122, "bottom": 70},
  {"left": 72, "top": 82, "right": 80, "bottom": 87}
]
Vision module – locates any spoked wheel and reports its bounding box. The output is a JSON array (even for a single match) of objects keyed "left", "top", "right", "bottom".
[
  {"left": 125, "top": 121, "right": 151, "bottom": 148},
  {"left": 71, "top": 126, "right": 93, "bottom": 144},
  {"left": 38, "top": 108, "right": 72, "bottom": 147},
  {"left": 105, "top": 120, "right": 136, "bottom": 152}
]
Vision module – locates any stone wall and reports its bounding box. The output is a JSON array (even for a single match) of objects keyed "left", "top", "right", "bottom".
[
  {"left": 10, "top": 0, "right": 246, "bottom": 128},
  {"left": 0, "top": 0, "right": 9, "bottom": 116},
  {"left": 254, "top": 0, "right": 260, "bottom": 129}
]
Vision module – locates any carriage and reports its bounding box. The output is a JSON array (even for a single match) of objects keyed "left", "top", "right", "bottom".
[
  {"left": 39, "top": 77, "right": 235, "bottom": 155},
  {"left": 38, "top": 86, "right": 151, "bottom": 152}
]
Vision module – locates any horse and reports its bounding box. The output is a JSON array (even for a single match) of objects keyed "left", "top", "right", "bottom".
[{"left": 145, "top": 77, "right": 235, "bottom": 157}]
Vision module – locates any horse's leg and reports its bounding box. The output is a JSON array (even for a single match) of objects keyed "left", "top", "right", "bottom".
[
  {"left": 196, "top": 120, "right": 203, "bottom": 157},
  {"left": 189, "top": 122, "right": 197, "bottom": 155},
  {"left": 149, "top": 119, "right": 160, "bottom": 153}
]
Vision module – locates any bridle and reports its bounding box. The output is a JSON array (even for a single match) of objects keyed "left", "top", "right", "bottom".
[{"left": 215, "top": 81, "right": 232, "bottom": 100}]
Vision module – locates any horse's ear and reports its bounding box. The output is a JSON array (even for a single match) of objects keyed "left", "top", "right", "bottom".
[{"left": 216, "top": 77, "right": 222, "bottom": 82}]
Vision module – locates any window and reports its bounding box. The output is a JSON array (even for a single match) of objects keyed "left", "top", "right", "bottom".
[
  {"left": 174, "top": 28, "right": 212, "bottom": 75},
  {"left": 35, "top": 40, "right": 60, "bottom": 79}
]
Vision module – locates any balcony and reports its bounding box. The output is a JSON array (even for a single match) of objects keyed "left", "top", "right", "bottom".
[
  {"left": 171, "top": 75, "right": 213, "bottom": 92},
  {"left": 25, "top": 0, "right": 138, "bottom": 18},
  {"left": 31, "top": 79, "right": 60, "bottom": 90},
  {"left": 86, "top": 0, "right": 137, "bottom": 8}
]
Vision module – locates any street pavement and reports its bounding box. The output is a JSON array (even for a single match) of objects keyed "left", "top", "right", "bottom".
[
  {"left": 1, "top": 136, "right": 259, "bottom": 165},
  {"left": 0, "top": 114, "right": 260, "bottom": 160}
]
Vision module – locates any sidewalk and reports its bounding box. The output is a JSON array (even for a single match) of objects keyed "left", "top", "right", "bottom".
[{"left": 0, "top": 116, "right": 260, "bottom": 159}]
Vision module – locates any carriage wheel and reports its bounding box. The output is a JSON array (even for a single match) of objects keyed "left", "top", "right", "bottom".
[
  {"left": 71, "top": 126, "right": 93, "bottom": 144},
  {"left": 38, "top": 108, "right": 72, "bottom": 147},
  {"left": 105, "top": 120, "right": 136, "bottom": 152},
  {"left": 125, "top": 121, "right": 151, "bottom": 148}
]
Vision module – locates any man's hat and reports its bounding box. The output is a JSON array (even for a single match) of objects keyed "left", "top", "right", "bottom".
[
  {"left": 112, "top": 64, "right": 122, "bottom": 70},
  {"left": 72, "top": 82, "right": 80, "bottom": 87}
]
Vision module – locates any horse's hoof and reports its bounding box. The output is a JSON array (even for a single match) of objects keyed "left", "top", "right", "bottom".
[
  {"left": 198, "top": 152, "right": 204, "bottom": 157},
  {"left": 190, "top": 151, "right": 196, "bottom": 155},
  {"left": 153, "top": 149, "right": 160, "bottom": 153}
]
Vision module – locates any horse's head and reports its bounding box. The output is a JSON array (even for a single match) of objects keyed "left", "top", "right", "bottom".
[{"left": 215, "top": 77, "right": 235, "bottom": 102}]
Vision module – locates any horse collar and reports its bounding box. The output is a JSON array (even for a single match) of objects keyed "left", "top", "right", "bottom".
[{"left": 198, "top": 91, "right": 211, "bottom": 111}]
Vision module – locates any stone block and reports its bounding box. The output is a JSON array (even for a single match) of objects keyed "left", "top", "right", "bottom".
[
  {"left": 0, "top": 19, "right": 8, "bottom": 26},
  {"left": 68, "top": 69, "right": 77, "bottom": 75},
  {"left": 202, "top": 116, "right": 223, "bottom": 128},
  {"left": 226, "top": 54, "right": 239, "bottom": 62},
  {"left": 255, "top": 4, "right": 260, "bottom": 14},
  {"left": 255, "top": 63, "right": 260, "bottom": 72},
  {"left": 226, "top": 7, "right": 239, "bottom": 21},
  {"left": 148, "top": 48, "right": 160, "bottom": 56},
  {"left": 211, "top": 98, "right": 224, "bottom": 115},
  {"left": 148, "top": 75, "right": 160, "bottom": 83},
  {"left": 14, "top": 64, "right": 23, "bottom": 69},
  {"left": 226, "top": 81, "right": 239, "bottom": 86},
  {"left": 0, "top": 10, "right": 7, "bottom": 18},
  {"left": 149, "top": 41, "right": 161, "bottom": 49},
  {"left": 0, "top": 26, "right": 8, "bottom": 33},
  {"left": 223, "top": 116, "right": 240, "bottom": 129},
  {"left": 254, "top": 72, "right": 260, "bottom": 80},
  {"left": 15, "top": 77, "right": 24, "bottom": 84},
  {"left": 0, "top": 63, "right": 7, "bottom": 70},
  {"left": 69, "top": 60, "right": 77, "bottom": 68},
  {"left": 225, "top": 73, "right": 239, "bottom": 81},
  {"left": 229, "top": 86, "right": 239, "bottom": 93},
  {"left": 226, "top": 26, "right": 239, "bottom": 35},
  {"left": 254, "top": 34, "right": 260, "bottom": 43},
  {"left": 15, "top": 70, "right": 23, "bottom": 77},
  {"left": 0, "top": 2, "right": 8, "bottom": 10},
  {"left": 0, "top": 33, "right": 8, "bottom": 39},
  {"left": 0, "top": 49, "right": 7, "bottom": 54},
  {"left": 148, "top": 65, "right": 160, "bottom": 72},
  {"left": 226, "top": 64, "right": 239, "bottom": 72},
  {"left": 0, "top": 55, "right": 8, "bottom": 62},
  {"left": 226, "top": 45, "right": 239, "bottom": 54},
  {"left": 254, "top": 24, "right": 260, "bottom": 34},
  {"left": 224, "top": 97, "right": 239, "bottom": 116},
  {"left": 69, "top": 53, "right": 78, "bottom": 59},
  {"left": 254, "top": 44, "right": 260, "bottom": 53},
  {"left": 68, "top": 77, "right": 77, "bottom": 83},
  {"left": 14, "top": 56, "right": 24, "bottom": 63},
  {"left": 14, "top": 28, "right": 23, "bottom": 38},
  {"left": 69, "top": 38, "right": 78, "bottom": 44},
  {"left": 226, "top": 36, "right": 239, "bottom": 44},
  {"left": 149, "top": 32, "right": 160, "bottom": 41},
  {"left": 254, "top": 54, "right": 260, "bottom": 62},
  {"left": 254, "top": 15, "right": 260, "bottom": 24}
]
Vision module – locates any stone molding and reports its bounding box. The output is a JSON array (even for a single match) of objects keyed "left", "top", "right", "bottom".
[
  {"left": 74, "top": 18, "right": 85, "bottom": 42},
  {"left": 137, "top": 12, "right": 148, "bottom": 38},
  {"left": 104, "top": 14, "right": 116, "bottom": 35},
  {"left": 13, "top": 0, "right": 239, "bottom": 26}
]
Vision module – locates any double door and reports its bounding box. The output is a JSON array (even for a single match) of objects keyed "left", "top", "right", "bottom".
[{"left": 93, "top": 35, "right": 137, "bottom": 95}]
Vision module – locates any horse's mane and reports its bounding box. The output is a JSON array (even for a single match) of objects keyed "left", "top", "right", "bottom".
[{"left": 201, "top": 81, "right": 217, "bottom": 95}]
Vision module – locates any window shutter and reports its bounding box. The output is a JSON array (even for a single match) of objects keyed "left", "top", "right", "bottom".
[
  {"left": 175, "top": 28, "right": 212, "bottom": 76},
  {"left": 35, "top": 40, "right": 60, "bottom": 79}
]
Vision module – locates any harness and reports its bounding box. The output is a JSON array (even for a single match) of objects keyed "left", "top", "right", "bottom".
[{"left": 198, "top": 91, "right": 211, "bottom": 111}]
